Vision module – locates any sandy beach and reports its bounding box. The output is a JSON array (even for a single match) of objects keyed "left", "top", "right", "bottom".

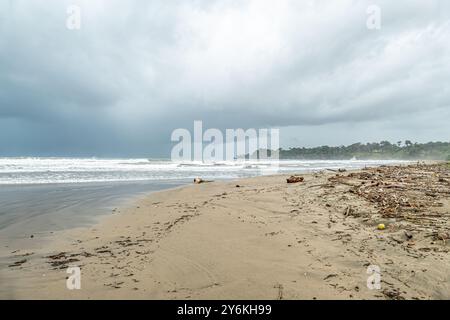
[{"left": 1, "top": 163, "right": 449, "bottom": 300}]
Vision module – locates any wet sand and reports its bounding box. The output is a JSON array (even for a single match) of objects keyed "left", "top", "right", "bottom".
[
  {"left": 0, "top": 180, "right": 187, "bottom": 246},
  {"left": 1, "top": 163, "right": 449, "bottom": 299}
]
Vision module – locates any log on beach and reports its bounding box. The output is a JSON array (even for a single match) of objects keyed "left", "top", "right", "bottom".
[{"left": 287, "top": 176, "right": 304, "bottom": 184}]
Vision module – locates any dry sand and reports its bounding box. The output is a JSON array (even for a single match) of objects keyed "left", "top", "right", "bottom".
[{"left": 1, "top": 163, "right": 449, "bottom": 299}]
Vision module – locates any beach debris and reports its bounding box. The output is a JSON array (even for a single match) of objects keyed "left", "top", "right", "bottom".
[
  {"left": 46, "top": 252, "right": 87, "bottom": 269},
  {"left": 382, "top": 288, "right": 405, "bottom": 300},
  {"left": 437, "top": 232, "right": 449, "bottom": 242},
  {"left": 344, "top": 206, "right": 355, "bottom": 217},
  {"left": 47, "top": 252, "right": 67, "bottom": 260},
  {"left": 13, "top": 252, "right": 34, "bottom": 257},
  {"left": 105, "top": 281, "right": 124, "bottom": 289},
  {"left": 323, "top": 274, "right": 338, "bottom": 281},
  {"left": 325, "top": 168, "right": 347, "bottom": 173},
  {"left": 389, "top": 235, "right": 404, "bottom": 244},
  {"left": 329, "top": 163, "right": 450, "bottom": 236},
  {"left": 194, "top": 178, "right": 204, "bottom": 184},
  {"left": 287, "top": 176, "right": 304, "bottom": 184},
  {"left": 274, "top": 283, "right": 284, "bottom": 300},
  {"left": 96, "top": 249, "right": 113, "bottom": 255},
  {"left": 8, "top": 259, "right": 27, "bottom": 268},
  {"left": 377, "top": 223, "right": 386, "bottom": 230},
  {"left": 193, "top": 178, "right": 213, "bottom": 184}
]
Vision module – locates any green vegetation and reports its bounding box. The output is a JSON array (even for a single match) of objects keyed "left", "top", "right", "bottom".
[{"left": 278, "top": 141, "right": 450, "bottom": 160}]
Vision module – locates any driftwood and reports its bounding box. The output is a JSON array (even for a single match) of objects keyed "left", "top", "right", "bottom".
[
  {"left": 327, "top": 163, "right": 450, "bottom": 234},
  {"left": 287, "top": 176, "right": 304, "bottom": 184},
  {"left": 193, "top": 178, "right": 213, "bottom": 184},
  {"left": 326, "top": 168, "right": 347, "bottom": 173}
]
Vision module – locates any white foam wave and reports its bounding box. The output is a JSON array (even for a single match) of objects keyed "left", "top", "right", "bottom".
[{"left": 0, "top": 158, "right": 409, "bottom": 185}]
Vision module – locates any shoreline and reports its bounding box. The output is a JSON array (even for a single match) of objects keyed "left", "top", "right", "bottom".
[
  {"left": 0, "top": 179, "right": 190, "bottom": 243},
  {"left": 1, "top": 163, "right": 449, "bottom": 299}
]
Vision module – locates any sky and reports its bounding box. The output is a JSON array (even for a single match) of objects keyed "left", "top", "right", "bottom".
[{"left": 0, "top": 0, "right": 449, "bottom": 157}]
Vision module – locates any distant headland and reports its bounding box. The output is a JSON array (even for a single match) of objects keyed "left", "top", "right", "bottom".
[{"left": 276, "top": 141, "right": 450, "bottom": 160}]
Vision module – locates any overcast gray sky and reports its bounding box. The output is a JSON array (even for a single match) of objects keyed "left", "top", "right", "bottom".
[{"left": 1, "top": 0, "right": 449, "bottom": 157}]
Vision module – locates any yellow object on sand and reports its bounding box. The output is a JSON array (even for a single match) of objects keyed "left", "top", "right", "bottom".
[{"left": 377, "top": 223, "right": 386, "bottom": 230}]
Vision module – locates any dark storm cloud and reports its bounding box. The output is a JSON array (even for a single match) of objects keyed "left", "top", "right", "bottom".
[{"left": 0, "top": 0, "right": 449, "bottom": 156}]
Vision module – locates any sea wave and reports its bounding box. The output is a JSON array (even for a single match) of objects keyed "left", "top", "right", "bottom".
[{"left": 0, "top": 158, "right": 409, "bottom": 185}]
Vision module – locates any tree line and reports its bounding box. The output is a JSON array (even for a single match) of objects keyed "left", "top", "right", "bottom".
[{"left": 277, "top": 141, "right": 450, "bottom": 160}]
